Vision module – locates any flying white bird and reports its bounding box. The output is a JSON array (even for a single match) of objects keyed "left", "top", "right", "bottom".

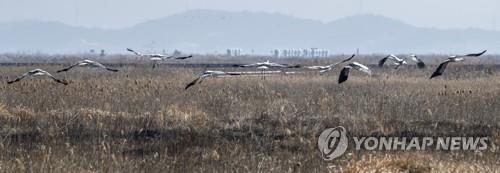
[
  {"left": 306, "top": 54, "right": 355, "bottom": 74},
  {"left": 430, "top": 50, "right": 487, "bottom": 79},
  {"left": 409, "top": 55, "right": 426, "bottom": 69},
  {"left": 170, "top": 55, "right": 193, "bottom": 60},
  {"left": 127, "top": 48, "right": 172, "bottom": 59},
  {"left": 237, "top": 60, "right": 300, "bottom": 69},
  {"left": 237, "top": 60, "right": 300, "bottom": 79},
  {"left": 185, "top": 70, "right": 241, "bottom": 90},
  {"left": 338, "top": 62, "right": 372, "bottom": 84},
  {"left": 56, "top": 60, "right": 118, "bottom": 73},
  {"left": 8, "top": 69, "right": 68, "bottom": 85},
  {"left": 127, "top": 48, "right": 193, "bottom": 60},
  {"left": 127, "top": 48, "right": 193, "bottom": 68},
  {"left": 379, "top": 54, "right": 407, "bottom": 69}
]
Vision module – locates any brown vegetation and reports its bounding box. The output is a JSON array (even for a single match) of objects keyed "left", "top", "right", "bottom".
[{"left": 0, "top": 55, "right": 499, "bottom": 172}]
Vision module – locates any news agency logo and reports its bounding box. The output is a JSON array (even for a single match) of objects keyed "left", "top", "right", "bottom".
[
  {"left": 318, "top": 126, "right": 489, "bottom": 161},
  {"left": 317, "top": 126, "right": 348, "bottom": 160}
]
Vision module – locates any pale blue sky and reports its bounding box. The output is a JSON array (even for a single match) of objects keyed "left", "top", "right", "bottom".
[{"left": 0, "top": 0, "right": 499, "bottom": 30}]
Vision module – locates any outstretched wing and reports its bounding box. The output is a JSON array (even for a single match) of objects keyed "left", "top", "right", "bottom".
[
  {"left": 48, "top": 76, "right": 68, "bottom": 85},
  {"left": 464, "top": 50, "right": 487, "bottom": 57},
  {"left": 239, "top": 63, "right": 259, "bottom": 67},
  {"left": 225, "top": 72, "right": 242, "bottom": 76},
  {"left": 7, "top": 73, "right": 28, "bottom": 84},
  {"left": 39, "top": 70, "right": 66, "bottom": 85},
  {"left": 306, "top": 66, "right": 323, "bottom": 70},
  {"left": 56, "top": 62, "right": 81, "bottom": 73},
  {"left": 339, "top": 54, "right": 356, "bottom": 64},
  {"left": 185, "top": 77, "right": 201, "bottom": 90},
  {"left": 430, "top": 60, "right": 451, "bottom": 79},
  {"left": 267, "top": 63, "right": 287, "bottom": 68},
  {"left": 105, "top": 67, "right": 119, "bottom": 72},
  {"left": 351, "top": 62, "right": 372, "bottom": 75},
  {"left": 378, "top": 56, "right": 390, "bottom": 67},
  {"left": 126, "top": 48, "right": 143, "bottom": 56},
  {"left": 91, "top": 61, "right": 119, "bottom": 72},
  {"left": 174, "top": 55, "right": 193, "bottom": 60},
  {"left": 286, "top": 64, "right": 301, "bottom": 68},
  {"left": 338, "top": 67, "right": 351, "bottom": 84},
  {"left": 319, "top": 68, "right": 332, "bottom": 74},
  {"left": 453, "top": 50, "right": 487, "bottom": 58},
  {"left": 328, "top": 54, "right": 357, "bottom": 67}
]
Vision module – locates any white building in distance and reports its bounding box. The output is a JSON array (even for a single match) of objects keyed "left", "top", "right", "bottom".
[
  {"left": 226, "top": 49, "right": 242, "bottom": 56},
  {"left": 273, "top": 48, "right": 329, "bottom": 58}
]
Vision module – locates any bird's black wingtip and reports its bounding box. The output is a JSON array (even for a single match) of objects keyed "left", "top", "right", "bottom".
[
  {"left": 289, "top": 64, "right": 301, "bottom": 68},
  {"left": 429, "top": 74, "right": 440, "bottom": 79},
  {"left": 56, "top": 79, "right": 69, "bottom": 85},
  {"left": 56, "top": 68, "right": 70, "bottom": 73},
  {"left": 417, "top": 62, "right": 426, "bottom": 69},
  {"left": 468, "top": 50, "right": 488, "bottom": 57}
]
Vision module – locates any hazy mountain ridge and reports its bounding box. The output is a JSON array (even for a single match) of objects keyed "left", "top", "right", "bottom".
[{"left": 1, "top": 10, "right": 499, "bottom": 54}]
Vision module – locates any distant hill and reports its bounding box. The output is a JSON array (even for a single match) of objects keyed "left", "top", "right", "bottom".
[{"left": 1, "top": 10, "right": 499, "bottom": 54}]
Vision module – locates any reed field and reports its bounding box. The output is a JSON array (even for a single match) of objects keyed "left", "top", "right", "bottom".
[{"left": 0, "top": 54, "right": 500, "bottom": 172}]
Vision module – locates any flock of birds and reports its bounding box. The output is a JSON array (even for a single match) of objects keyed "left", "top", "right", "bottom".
[
  {"left": 184, "top": 50, "right": 487, "bottom": 89},
  {"left": 7, "top": 60, "right": 118, "bottom": 85},
  {"left": 6, "top": 49, "right": 488, "bottom": 90}
]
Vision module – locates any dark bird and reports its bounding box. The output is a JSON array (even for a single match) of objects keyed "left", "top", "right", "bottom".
[
  {"left": 56, "top": 60, "right": 118, "bottom": 73},
  {"left": 338, "top": 62, "right": 372, "bottom": 84},
  {"left": 8, "top": 69, "right": 68, "bottom": 85},
  {"left": 430, "top": 50, "right": 487, "bottom": 79}
]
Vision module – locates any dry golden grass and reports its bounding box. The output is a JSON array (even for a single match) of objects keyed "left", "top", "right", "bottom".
[{"left": 0, "top": 56, "right": 500, "bottom": 172}]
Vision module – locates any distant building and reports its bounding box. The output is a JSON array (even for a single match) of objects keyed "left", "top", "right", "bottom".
[
  {"left": 100, "top": 49, "right": 106, "bottom": 57},
  {"left": 226, "top": 48, "right": 242, "bottom": 56},
  {"left": 273, "top": 48, "right": 329, "bottom": 58},
  {"left": 273, "top": 49, "right": 280, "bottom": 57},
  {"left": 173, "top": 50, "right": 182, "bottom": 56}
]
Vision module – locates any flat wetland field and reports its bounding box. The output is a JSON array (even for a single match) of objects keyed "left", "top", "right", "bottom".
[{"left": 0, "top": 55, "right": 500, "bottom": 172}]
